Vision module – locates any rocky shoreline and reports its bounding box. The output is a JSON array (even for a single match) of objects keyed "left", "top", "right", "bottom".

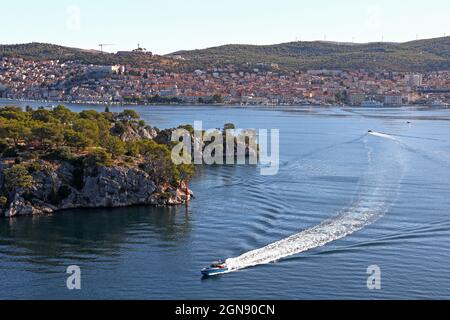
[
  {"left": 0, "top": 106, "right": 259, "bottom": 218},
  {"left": 0, "top": 106, "right": 199, "bottom": 218},
  {"left": 1, "top": 160, "right": 193, "bottom": 218}
]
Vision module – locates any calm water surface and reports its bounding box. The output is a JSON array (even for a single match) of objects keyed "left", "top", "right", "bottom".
[{"left": 1, "top": 101, "right": 450, "bottom": 299}]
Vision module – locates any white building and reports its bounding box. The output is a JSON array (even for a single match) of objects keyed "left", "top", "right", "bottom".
[
  {"left": 87, "top": 65, "right": 123, "bottom": 76},
  {"left": 384, "top": 95, "right": 404, "bottom": 106},
  {"left": 159, "top": 86, "right": 179, "bottom": 97},
  {"left": 405, "top": 74, "right": 423, "bottom": 87},
  {"left": 348, "top": 93, "right": 366, "bottom": 105}
]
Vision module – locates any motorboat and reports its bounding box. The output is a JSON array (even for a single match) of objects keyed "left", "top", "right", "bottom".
[{"left": 201, "top": 260, "right": 230, "bottom": 277}]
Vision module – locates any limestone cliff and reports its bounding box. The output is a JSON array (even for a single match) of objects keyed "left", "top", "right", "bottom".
[{"left": 0, "top": 161, "right": 192, "bottom": 218}]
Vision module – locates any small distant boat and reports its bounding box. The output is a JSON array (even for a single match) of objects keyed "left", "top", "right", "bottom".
[
  {"left": 201, "top": 260, "right": 230, "bottom": 277},
  {"left": 361, "top": 100, "right": 384, "bottom": 107}
]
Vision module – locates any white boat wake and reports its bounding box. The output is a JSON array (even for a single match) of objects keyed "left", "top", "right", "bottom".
[
  {"left": 368, "top": 131, "right": 397, "bottom": 141},
  {"left": 226, "top": 133, "right": 403, "bottom": 272},
  {"left": 370, "top": 131, "right": 450, "bottom": 167}
]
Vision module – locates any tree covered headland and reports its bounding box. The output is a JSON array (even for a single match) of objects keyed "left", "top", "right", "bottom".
[{"left": 0, "top": 106, "right": 195, "bottom": 194}]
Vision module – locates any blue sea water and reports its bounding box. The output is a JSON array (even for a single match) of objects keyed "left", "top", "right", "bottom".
[{"left": 1, "top": 101, "right": 450, "bottom": 299}]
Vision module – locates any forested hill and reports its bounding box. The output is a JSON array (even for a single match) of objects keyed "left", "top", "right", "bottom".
[
  {"left": 169, "top": 36, "right": 450, "bottom": 72},
  {"left": 1, "top": 37, "right": 450, "bottom": 72},
  {"left": 0, "top": 42, "right": 179, "bottom": 68}
]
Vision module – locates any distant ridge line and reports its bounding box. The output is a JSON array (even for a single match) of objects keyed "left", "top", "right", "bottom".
[{"left": 1, "top": 36, "right": 450, "bottom": 72}]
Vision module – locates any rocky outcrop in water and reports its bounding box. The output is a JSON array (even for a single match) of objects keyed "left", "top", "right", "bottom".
[{"left": 0, "top": 161, "right": 192, "bottom": 218}]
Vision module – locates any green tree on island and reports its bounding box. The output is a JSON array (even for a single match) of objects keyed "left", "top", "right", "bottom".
[
  {"left": 0, "top": 106, "right": 196, "bottom": 194},
  {"left": 4, "top": 165, "right": 34, "bottom": 192}
]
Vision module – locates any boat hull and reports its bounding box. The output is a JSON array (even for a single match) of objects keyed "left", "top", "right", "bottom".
[{"left": 201, "top": 268, "right": 231, "bottom": 277}]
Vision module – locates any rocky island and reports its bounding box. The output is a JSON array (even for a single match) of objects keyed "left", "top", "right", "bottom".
[{"left": 0, "top": 106, "right": 196, "bottom": 217}]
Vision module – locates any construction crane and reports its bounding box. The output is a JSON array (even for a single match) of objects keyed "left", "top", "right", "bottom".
[{"left": 98, "top": 44, "right": 115, "bottom": 53}]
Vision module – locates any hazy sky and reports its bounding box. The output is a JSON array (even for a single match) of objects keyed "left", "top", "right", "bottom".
[{"left": 1, "top": 0, "right": 449, "bottom": 54}]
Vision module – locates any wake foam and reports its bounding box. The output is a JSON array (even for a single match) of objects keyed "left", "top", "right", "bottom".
[
  {"left": 368, "top": 131, "right": 397, "bottom": 141},
  {"left": 371, "top": 131, "right": 450, "bottom": 167},
  {"left": 226, "top": 136, "right": 403, "bottom": 271}
]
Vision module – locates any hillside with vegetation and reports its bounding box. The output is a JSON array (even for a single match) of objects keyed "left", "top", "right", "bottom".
[
  {"left": 0, "top": 42, "right": 180, "bottom": 68},
  {"left": 0, "top": 106, "right": 257, "bottom": 217},
  {"left": 1, "top": 37, "right": 450, "bottom": 72},
  {"left": 170, "top": 36, "right": 450, "bottom": 72}
]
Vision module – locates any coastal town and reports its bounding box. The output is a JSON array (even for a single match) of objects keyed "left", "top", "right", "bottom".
[{"left": 0, "top": 55, "right": 449, "bottom": 107}]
